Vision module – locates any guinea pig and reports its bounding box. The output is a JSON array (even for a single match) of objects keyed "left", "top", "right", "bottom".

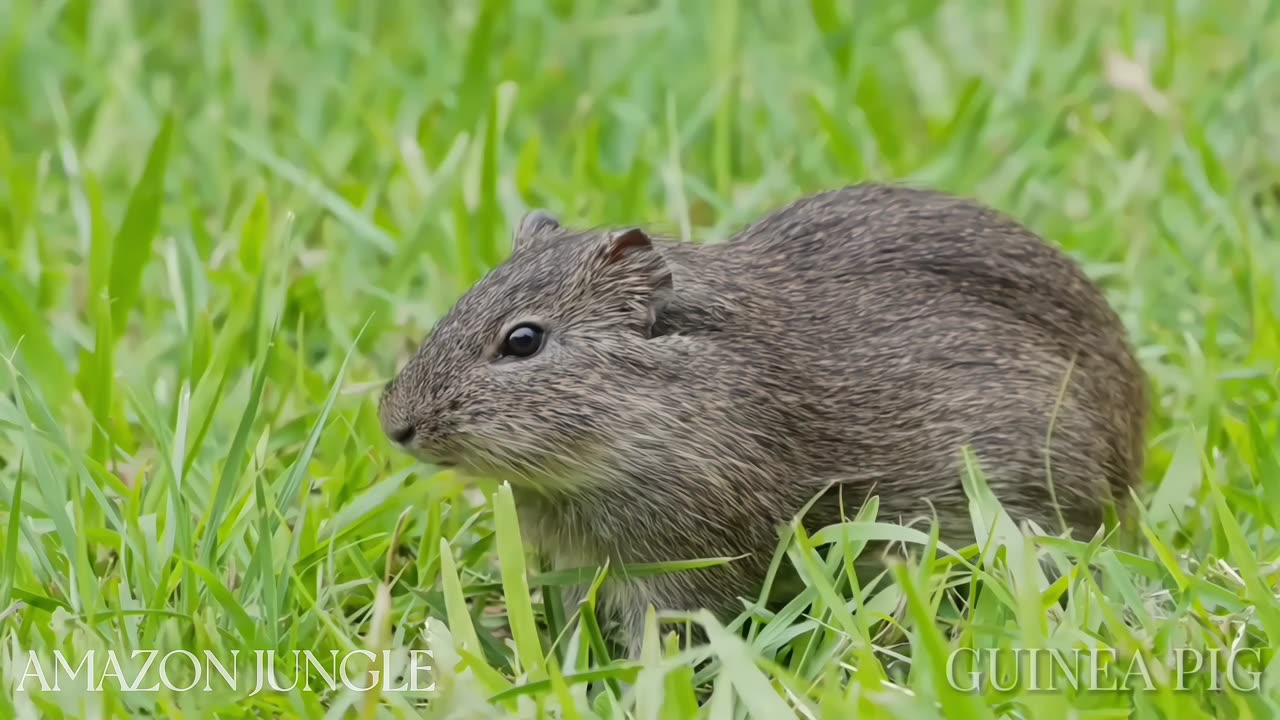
[{"left": 379, "top": 183, "right": 1147, "bottom": 657}]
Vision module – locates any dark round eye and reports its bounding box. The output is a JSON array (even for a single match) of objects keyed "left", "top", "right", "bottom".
[{"left": 500, "top": 323, "right": 545, "bottom": 359}]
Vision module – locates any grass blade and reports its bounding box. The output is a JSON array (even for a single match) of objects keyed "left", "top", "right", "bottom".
[
  {"left": 439, "top": 537, "right": 483, "bottom": 658},
  {"left": 108, "top": 115, "right": 174, "bottom": 337},
  {"left": 493, "top": 482, "right": 546, "bottom": 681},
  {"left": 0, "top": 267, "right": 71, "bottom": 405}
]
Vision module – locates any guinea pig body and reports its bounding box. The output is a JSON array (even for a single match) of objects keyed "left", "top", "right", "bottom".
[{"left": 379, "top": 183, "right": 1147, "bottom": 658}]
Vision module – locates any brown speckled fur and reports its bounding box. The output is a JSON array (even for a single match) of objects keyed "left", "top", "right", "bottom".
[{"left": 379, "top": 184, "right": 1148, "bottom": 657}]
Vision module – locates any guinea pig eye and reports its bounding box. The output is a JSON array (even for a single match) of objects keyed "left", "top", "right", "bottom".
[{"left": 499, "top": 323, "right": 545, "bottom": 359}]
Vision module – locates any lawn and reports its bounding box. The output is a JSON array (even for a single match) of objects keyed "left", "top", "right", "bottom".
[{"left": 2, "top": 0, "right": 1279, "bottom": 718}]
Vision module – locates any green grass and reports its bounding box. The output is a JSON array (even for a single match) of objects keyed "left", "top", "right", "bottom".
[{"left": 1, "top": 0, "right": 1279, "bottom": 717}]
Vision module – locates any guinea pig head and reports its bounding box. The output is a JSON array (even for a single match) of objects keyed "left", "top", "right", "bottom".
[{"left": 378, "top": 211, "right": 674, "bottom": 489}]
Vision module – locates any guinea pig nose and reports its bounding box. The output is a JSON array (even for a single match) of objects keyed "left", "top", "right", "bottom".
[{"left": 387, "top": 424, "right": 417, "bottom": 445}]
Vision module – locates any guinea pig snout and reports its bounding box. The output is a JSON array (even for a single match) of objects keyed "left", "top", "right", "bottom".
[
  {"left": 385, "top": 422, "right": 417, "bottom": 445},
  {"left": 380, "top": 406, "right": 437, "bottom": 449},
  {"left": 378, "top": 379, "right": 426, "bottom": 447},
  {"left": 378, "top": 373, "right": 458, "bottom": 454}
]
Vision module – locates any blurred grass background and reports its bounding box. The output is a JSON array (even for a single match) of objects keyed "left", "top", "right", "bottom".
[{"left": 1, "top": 0, "right": 1279, "bottom": 718}]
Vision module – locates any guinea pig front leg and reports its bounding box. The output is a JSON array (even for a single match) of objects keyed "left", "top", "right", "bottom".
[
  {"left": 610, "top": 572, "right": 747, "bottom": 661},
  {"left": 608, "top": 579, "right": 688, "bottom": 660}
]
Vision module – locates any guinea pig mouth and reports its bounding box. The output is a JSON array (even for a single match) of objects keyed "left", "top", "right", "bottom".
[
  {"left": 407, "top": 448, "right": 458, "bottom": 469},
  {"left": 393, "top": 438, "right": 457, "bottom": 469}
]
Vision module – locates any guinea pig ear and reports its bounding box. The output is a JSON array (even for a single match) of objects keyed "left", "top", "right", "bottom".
[
  {"left": 594, "top": 227, "right": 675, "bottom": 337},
  {"left": 593, "top": 226, "right": 671, "bottom": 289},
  {"left": 598, "top": 228, "right": 671, "bottom": 283},
  {"left": 512, "top": 209, "right": 562, "bottom": 252}
]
